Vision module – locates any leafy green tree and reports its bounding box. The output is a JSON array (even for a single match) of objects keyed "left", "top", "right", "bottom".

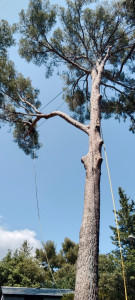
[
  {"left": 62, "top": 238, "right": 79, "bottom": 265},
  {"left": 109, "top": 188, "right": 135, "bottom": 299},
  {"left": 54, "top": 263, "right": 76, "bottom": 290},
  {"left": 0, "top": 1, "right": 135, "bottom": 299},
  {"left": 110, "top": 187, "right": 135, "bottom": 256},
  {"left": 35, "top": 240, "right": 59, "bottom": 271},
  {"left": 19, "top": 240, "right": 33, "bottom": 257},
  {"left": 98, "top": 254, "right": 125, "bottom": 300},
  {"left": 35, "top": 238, "right": 78, "bottom": 270},
  {"left": 0, "top": 247, "right": 45, "bottom": 288},
  {"left": 0, "top": 238, "right": 78, "bottom": 290},
  {"left": 35, "top": 238, "right": 78, "bottom": 287},
  {"left": 98, "top": 189, "right": 135, "bottom": 300}
]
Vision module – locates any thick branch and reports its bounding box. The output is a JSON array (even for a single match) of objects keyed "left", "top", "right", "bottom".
[{"left": 25, "top": 110, "right": 89, "bottom": 137}]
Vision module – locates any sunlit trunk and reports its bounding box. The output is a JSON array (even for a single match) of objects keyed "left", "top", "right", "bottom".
[{"left": 74, "top": 64, "right": 103, "bottom": 300}]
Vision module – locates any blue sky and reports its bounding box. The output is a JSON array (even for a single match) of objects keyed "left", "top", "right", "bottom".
[{"left": 0, "top": 0, "right": 135, "bottom": 259}]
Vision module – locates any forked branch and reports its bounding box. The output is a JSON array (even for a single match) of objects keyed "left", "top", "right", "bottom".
[{"left": 25, "top": 110, "right": 89, "bottom": 137}]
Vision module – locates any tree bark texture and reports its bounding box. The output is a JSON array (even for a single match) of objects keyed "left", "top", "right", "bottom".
[{"left": 74, "top": 62, "right": 104, "bottom": 300}]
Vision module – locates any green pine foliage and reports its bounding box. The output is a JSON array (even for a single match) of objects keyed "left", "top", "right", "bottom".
[
  {"left": 0, "top": 20, "right": 15, "bottom": 57},
  {"left": 123, "top": 0, "right": 135, "bottom": 23},
  {"left": 0, "top": 248, "right": 45, "bottom": 288},
  {"left": 0, "top": 20, "right": 41, "bottom": 157},
  {"left": 0, "top": 0, "right": 135, "bottom": 157},
  {"left": 17, "top": 0, "right": 135, "bottom": 129}
]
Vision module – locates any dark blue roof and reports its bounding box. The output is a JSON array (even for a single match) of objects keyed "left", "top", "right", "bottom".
[{"left": 1, "top": 287, "right": 74, "bottom": 297}]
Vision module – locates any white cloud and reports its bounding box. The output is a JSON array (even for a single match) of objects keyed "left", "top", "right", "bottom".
[{"left": 0, "top": 227, "right": 42, "bottom": 259}]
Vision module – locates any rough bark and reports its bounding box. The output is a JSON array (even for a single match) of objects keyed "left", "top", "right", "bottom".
[{"left": 74, "top": 60, "right": 107, "bottom": 300}]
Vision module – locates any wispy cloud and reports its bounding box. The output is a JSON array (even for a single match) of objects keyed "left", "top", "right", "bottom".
[{"left": 0, "top": 227, "right": 41, "bottom": 259}]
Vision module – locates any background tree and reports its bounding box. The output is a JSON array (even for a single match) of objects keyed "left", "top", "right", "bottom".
[
  {"left": 35, "top": 240, "right": 59, "bottom": 271},
  {"left": 98, "top": 188, "right": 135, "bottom": 300},
  {"left": 61, "top": 238, "right": 78, "bottom": 265},
  {"left": 19, "top": 240, "right": 33, "bottom": 257},
  {"left": 0, "top": 0, "right": 135, "bottom": 299},
  {"left": 35, "top": 238, "right": 78, "bottom": 289},
  {"left": 0, "top": 196, "right": 134, "bottom": 299},
  {"left": 0, "top": 246, "right": 45, "bottom": 288},
  {"left": 110, "top": 187, "right": 135, "bottom": 256},
  {"left": 0, "top": 238, "right": 78, "bottom": 290}
]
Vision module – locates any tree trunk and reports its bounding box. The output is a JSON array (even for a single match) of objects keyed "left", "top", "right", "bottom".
[{"left": 74, "top": 63, "right": 104, "bottom": 300}]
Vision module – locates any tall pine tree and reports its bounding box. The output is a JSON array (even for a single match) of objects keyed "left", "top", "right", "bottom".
[{"left": 0, "top": 1, "right": 135, "bottom": 299}]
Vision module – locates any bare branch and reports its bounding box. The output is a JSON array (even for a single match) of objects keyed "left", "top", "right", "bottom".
[
  {"left": 18, "top": 102, "right": 32, "bottom": 115},
  {"left": 101, "top": 81, "right": 123, "bottom": 94},
  {"left": 73, "top": 73, "right": 86, "bottom": 93},
  {"left": 25, "top": 110, "right": 89, "bottom": 137},
  {"left": 19, "top": 95, "right": 41, "bottom": 114},
  {"left": 107, "top": 76, "right": 135, "bottom": 90},
  {"left": 2, "top": 107, "right": 32, "bottom": 117}
]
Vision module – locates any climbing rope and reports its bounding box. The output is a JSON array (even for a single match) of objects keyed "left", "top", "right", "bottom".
[
  {"left": 101, "top": 128, "right": 128, "bottom": 300},
  {"left": 33, "top": 137, "right": 56, "bottom": 281},
  {"left": 33, "top": 135, "right": 63, "bottom": 294}
]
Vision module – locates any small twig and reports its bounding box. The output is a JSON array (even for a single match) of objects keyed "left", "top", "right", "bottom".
[{"left": 101, "top": 82, "right": 123, "bottom": 94}]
